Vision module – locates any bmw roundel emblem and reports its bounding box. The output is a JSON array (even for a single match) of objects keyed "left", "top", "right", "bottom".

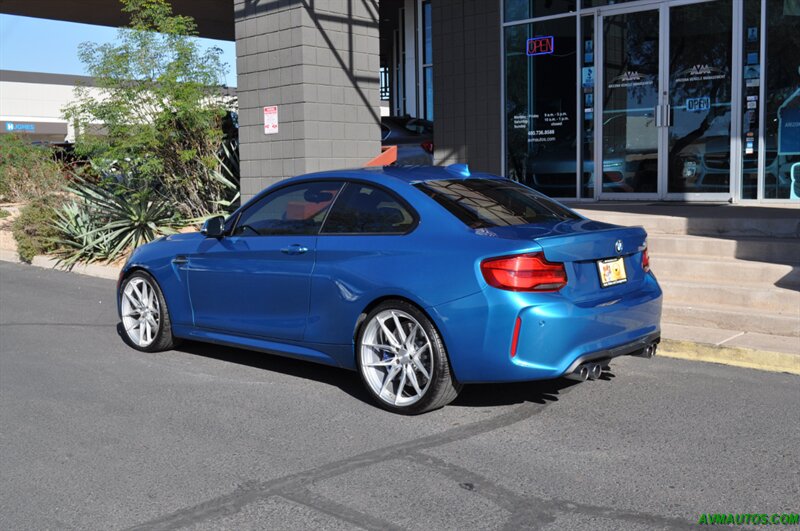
[{"left": 615, "top": 240, "right": 623, "bottom": 254}]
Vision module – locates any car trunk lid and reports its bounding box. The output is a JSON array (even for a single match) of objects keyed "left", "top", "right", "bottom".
[{"left": 478, "top": 219, "right": 649, "bottom": 300}]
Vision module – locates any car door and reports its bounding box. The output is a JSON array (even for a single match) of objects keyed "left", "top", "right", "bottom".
[
  {"left": 305, "top": 181, "right": 420, "bottom": 347},
  {"left": 186, "top": 181, "right": 344, "bottom": 341}
]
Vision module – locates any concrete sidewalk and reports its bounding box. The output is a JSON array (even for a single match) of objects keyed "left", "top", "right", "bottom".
[{"left": 659, "top": 324, "right": 799, "bottom": 376}]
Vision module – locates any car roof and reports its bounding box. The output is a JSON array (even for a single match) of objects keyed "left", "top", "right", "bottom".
[
  {"left": 233, "top": 165, "right": 513, "bottom": 221},
  {"left": 285, "top": 165, "right": 506, "bottom": 186}
]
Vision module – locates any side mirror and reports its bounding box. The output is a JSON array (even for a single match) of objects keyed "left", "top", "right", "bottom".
[{"left": 201, "top": 215, "right": 225, "bottom": 238}]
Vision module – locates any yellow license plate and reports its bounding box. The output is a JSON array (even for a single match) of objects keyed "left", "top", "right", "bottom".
[{"left": 597, "top": 256, "right": 627, "bottom": 287}]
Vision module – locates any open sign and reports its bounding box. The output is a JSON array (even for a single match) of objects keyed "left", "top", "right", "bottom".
[
  {"left": 527, "top": 36, "right": 554, "bottom": 56},
  {"left": 686, "top": 97, "right": 711, "bottom": 112}
]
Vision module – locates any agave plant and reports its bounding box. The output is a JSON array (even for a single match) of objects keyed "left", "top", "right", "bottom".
[
  {"left": 51, "top": 200, "right": 114, "bottom": 267},
  {"left": 212, "top": 139, "right": 241, "bottom": 211},
  {"left": 186, "top": 140, "right": 241, "bottom": 227},
  {"left": 53, "top": 176, "right": 182, "bottom": 266}
]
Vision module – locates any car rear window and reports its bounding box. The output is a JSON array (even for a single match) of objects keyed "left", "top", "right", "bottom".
[{"left": 414, "top": 178, "right": 579, "bottom": 229}]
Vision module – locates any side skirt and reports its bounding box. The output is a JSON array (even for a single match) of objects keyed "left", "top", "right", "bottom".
[{"left": 172, "top": 325, "right": 353, "bottom": 369}]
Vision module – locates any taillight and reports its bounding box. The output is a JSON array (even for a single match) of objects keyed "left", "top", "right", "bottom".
[
  {"left": 480, "top": 253, "right": 567, "bottom": 292},
  {"left": 421, "top": 140, "right": 434, "bottom": 154},
  {"left": 642, "top": 247, "right": 650, "bottom": 273}
]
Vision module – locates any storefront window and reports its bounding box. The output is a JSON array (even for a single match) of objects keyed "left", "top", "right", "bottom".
[
  {"left": 581, "top": 0, "right": 636, "bottom": 7},
  {"left": 740, "top": 0, "right": 761, "bottom": 199},
  {"left": 504, "top": 1, "right": 577, "bottom": 23},
  {"left": 765, "top": 0, "right": 800, "bottom": 200},
  {"left": 581, "top": 15, "right": 595, "bottom": 198},
  {"left": 421, "top": 0, "right": 433, "bottom": 121},
  {"left": 505, "top": 18, "right": 577, "bottom": 197}
]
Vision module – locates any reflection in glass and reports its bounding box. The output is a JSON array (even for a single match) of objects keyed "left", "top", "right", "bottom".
[
  {"left": 504, "top": 0, "right": 576, "bottom": 23},
  {"left": 667, "top": 1, "right": 732, "bottom": 194},
  {"left": 765, "top": 0, "right": 800, "bottom": 200},
  {"left": 602, "top": 10, "right": 659, "bottom": 194},
  {"left": 505, "top": 19, "right": 577, "bottom": 198}
]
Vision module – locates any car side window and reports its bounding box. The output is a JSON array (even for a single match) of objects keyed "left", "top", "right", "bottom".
[
  {"left": 321, "top": 183, "right": 416, "bottom": 234},
  {"left": 233, "top": 182, "right": 344, "bottom": 237}
]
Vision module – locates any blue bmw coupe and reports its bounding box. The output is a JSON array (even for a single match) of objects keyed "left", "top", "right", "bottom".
[{"left": 117, "top": 165, "right": 662, "bottom": 414}]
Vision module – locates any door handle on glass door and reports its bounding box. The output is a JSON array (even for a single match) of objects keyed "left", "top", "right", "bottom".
[{"left": 281, "top": 244, "right": 309, "bottom": 255}]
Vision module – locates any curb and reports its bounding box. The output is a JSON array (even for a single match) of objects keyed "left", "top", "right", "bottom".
[
  {"left": 658, "top": 338, "right": 800, "bottom": 376},
  {"left": 0, "top": 251, "right": 121, "bottom": 281},
  {"left": 31, "top": 255, "right": 122, "bottom": 281},
  {"left": 0, "top": 249, "right": 21, "bottom": 263}
]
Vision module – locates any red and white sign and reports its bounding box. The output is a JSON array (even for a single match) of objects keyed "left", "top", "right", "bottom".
[{"left": 263, "top": 106, "right": 279, "bottom": 135}]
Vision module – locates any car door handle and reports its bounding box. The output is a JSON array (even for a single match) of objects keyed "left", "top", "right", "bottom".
[
  {"left": 281, "top": 244, "right": 309, "bottom": 255},
  {"left": 172, "top": 255, "right": 188, "bottom": 265}
]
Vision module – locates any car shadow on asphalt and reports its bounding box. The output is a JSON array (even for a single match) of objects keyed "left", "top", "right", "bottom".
[
  {"left": 160, "top": 335, "right": 596, "bottom": 410},
  {"left": 452, "top": 378, "right": 579, "bottom": 408}
]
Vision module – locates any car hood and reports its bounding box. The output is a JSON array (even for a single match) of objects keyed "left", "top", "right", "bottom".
[{"left": 163, "top": 231, "right": 205, "bottom": 242}]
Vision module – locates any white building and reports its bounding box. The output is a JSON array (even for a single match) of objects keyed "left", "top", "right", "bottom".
[{"left": 0, "top": 70, "right": 104, "bottom": 143}]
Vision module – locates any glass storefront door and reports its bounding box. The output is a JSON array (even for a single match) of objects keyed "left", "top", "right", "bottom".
[
  {"left": 598, "top": 0, "right": 734, "bottom": 200},
  {"left": 599, "top": 8, "right": 661, "bottom": 197},
  {"left": 666, "top": 0, "right": 733, "bottom": 198}
]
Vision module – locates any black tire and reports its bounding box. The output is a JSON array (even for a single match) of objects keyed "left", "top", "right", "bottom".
[
  {"left": 356, "top": 300, "right": 461, "bottom": 414},
  {"left": 118, "top": 270, "right": 178, "bottom": 353}
]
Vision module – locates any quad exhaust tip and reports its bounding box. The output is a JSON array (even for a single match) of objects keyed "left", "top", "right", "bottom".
[
  {"left": 564, "top": 341, "right": 658, "bottom": 382},
  {"left": 565, "top": 362, "right": 603, "bottom": 382},
  {"left": 637, "top": 343, "right": 658, "bottom": 359},
  {"left": 565, "top": 365, "right": 589, "bottom": 381}
]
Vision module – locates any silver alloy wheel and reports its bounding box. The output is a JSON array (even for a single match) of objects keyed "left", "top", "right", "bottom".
[
  {"left": 121, "top": 277, "right": 161, "bottom": 348},
  {"left": 360, "top": 309, "right": 434, "bottom": 407}
]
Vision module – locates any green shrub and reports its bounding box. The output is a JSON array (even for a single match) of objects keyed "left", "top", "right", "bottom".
[
  {"left": 63, "top": 0, "right": 235, "bottom": 218},
  {"left": 12, "top": 197, "right": 63, "bottom": 262},
  {"left": 0, "top": 135, "right": 66, "bottom": 202}
]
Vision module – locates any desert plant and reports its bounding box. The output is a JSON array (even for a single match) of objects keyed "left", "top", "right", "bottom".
[
  {"left": 12, "top": 197, "right": 63, "bottom": 262},
  {"left": 212, "top": 139, "right": 241, "bottom": 211},
  {"left": 53, "top": 176, "right": 182, "bottom": 266},
  {"left": 51, "top": 200, "right": 115, "bottom": 266},
  {"left": 63, "top": 0, "right": 237, "bottom": 218},
  {"left": 0, "top": 135, "right": 66, "bottom": 202}
]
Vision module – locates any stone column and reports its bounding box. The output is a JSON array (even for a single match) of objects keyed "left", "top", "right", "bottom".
[{"left": 233, "top": 0, "right": 381, "bottom": 200}]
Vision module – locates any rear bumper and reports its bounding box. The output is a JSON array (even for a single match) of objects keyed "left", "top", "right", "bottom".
[
  {"left": 428, "top": 273, "right": 662, "bottom": 383},
  {"left": 562, "top": 331, "right": 660, "bottom": 375}
]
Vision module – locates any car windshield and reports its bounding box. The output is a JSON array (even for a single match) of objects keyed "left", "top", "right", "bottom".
[{"left": 415, "top": 178, "right": 579, "bottom": 229}]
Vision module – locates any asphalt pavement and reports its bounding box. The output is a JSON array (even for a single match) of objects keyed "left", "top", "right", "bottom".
[{"left": 1, "top": 261, "right": 798, "bottom": 530}]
